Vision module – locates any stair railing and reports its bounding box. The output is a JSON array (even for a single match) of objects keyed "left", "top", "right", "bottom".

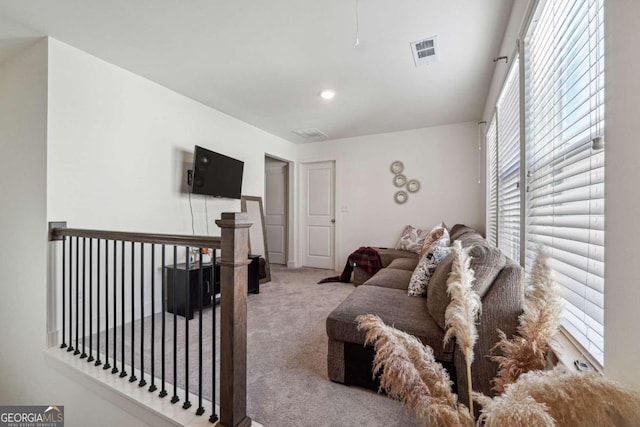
[{"left": 48, "top": 212, "right": 251, "bottom": 427}]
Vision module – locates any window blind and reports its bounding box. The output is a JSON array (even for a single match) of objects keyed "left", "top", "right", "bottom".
[
  {"left": 525, "top": 0, "right": 605, "bottom": 366},
  {"left": 486, "top": 116, "right": 498, "bottom": 247},
  {"left": 497, "top": 56, "right": 521, "bottom": 263}
]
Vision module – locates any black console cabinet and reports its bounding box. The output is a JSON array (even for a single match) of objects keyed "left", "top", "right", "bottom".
[
  {"left": 164, "top": 262, "right": 214, "bottom": 320},
  {"left": 215, "top": 255, "right": 260, "bottom": 295},
  {"left": 165, "top": 255, "right": 261, "bottom": 319}
]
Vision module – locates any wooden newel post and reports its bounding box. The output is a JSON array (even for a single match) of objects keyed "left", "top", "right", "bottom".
[{"left": 216, "top": 212, "right": 252, "bottom": 427}]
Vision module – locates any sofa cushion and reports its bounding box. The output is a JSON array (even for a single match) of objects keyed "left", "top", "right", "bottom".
[
  {"left": 449, "top": 224, "right": 477, "bottom": 242},
  {"left": 396, "top": 225, "right": 430, "bottom": 253},
  {"left": 427, "top": 242, "right": 506, "bottom": 330},
  {"left": 457, "top": 232, "right": 488, "bottom": 248},
  {"left": 407, "top": 244, "right": 452, "bottom": 297},
  {"left": 326, "top": 285, "right": 455, "bottom": 361},
  {"left": 426, "top": 254, "right": 454, "bottom": 330},
  {"left": 419, "top": 222, "right": 448, "bottom": 257},
  {"left": 387, "top": 257, "right": 419, "bottom": 271},
  {"left": 467, "top": 243, "right": 507, "bottom": 297},
  {"left": 376, "top": 248, "right": 419, "bottom": 267},
  {"left": 362, "top": 268, "right": 413, "bottom": 290}
]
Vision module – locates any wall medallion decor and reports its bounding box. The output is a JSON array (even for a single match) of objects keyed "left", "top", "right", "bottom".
[
  {"left": 389, "top": 161, "right": 420, "bottom": 203},
  {"left": 407, "top": 179, "right": 421, "bottom": 193},
  {"left": 394, "top": 191, "right": 408, "bottom": 204},
  {"left": 393, "top": 174, "right": 407, "bottom": 187},
  {"left": 390, "top": 161, "right": 404, "bottom": 174}
]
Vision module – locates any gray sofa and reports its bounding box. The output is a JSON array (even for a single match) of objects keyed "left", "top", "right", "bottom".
[{"left": 326, "top": 224, "right": 524, "bottom": 407}]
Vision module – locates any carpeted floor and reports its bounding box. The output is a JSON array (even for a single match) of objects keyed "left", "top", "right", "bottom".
[
  {"left": 243, "top": 265, "right": 421, "bottom": 426},
  {"left": 106, "top": 265, "right": 421, "bottom": 426}
]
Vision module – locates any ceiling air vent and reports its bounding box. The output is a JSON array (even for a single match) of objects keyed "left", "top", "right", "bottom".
[
  {"left": 411, "top": 36, "right": 439, "bottom": 67},
  {"left": 292, "top": 128, "right": 328, "bottom": 141}
]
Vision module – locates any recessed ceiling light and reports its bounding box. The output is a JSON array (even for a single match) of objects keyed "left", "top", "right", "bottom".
[{"left": 320, "top": 90, "right": 336, "bottom": 100}]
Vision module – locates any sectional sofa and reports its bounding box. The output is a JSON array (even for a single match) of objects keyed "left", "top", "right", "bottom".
[{"left": 326, "top": 224, "right": 524, "bottom": 407}]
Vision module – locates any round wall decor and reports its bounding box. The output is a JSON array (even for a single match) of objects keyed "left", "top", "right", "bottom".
[
  {"left": 393, "top": 174, "right": 407, "bottom": 187},
  {"left": 390, "top": 161, "right": 404, "bottom": 174},
  {"left": 394, "top": 191, "right": 408, "bottom": 204},
  {"left": 407, "top": 179, "right": 421, "bottom": 193}
]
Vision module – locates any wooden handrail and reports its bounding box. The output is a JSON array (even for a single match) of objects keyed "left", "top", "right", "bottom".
[
  {"left": 49, "top": 225, "right": 221, "bottom": 249},
  {"left": 49, "top": 213, "right": 251, "bottom": 427}
]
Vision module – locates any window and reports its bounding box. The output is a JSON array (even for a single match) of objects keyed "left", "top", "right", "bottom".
[
  {"left": 497, "top": 56, "right": 521, "bottom": 263},
  {"left": 486, "top": 0, "right": 605, "bottom": 366},
  {"left": 525, "top": 0, "right": 605, "bottom": 365},
  {"left": 485, "top": 55, "right": 521, "bottom": 263},
  {"left": 486, "top": 116, "right": 498, "bottom": 247}
]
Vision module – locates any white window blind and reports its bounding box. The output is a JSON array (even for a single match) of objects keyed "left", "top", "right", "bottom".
[
  {"left": 525, "top": 0, "right": 605, "bottom": 365},
  {"left": 486, "top": 116, "right": 498, "bottom": 247},
  {"left": 497, "top": 56, "right": 521, "bottom": 263}
]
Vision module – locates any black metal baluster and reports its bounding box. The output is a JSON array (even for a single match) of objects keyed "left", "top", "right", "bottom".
[
  {"left": 171, "top": 245, "right": 179, "bottom": 404},
  {"left": 104, "top": 240, "right": 111, "bottom": 371},
  {"left": 139, "top": 243, "right": 146, "bottom": 387},
  {"left": 88, "top": 238, "right": 95, "bottom": 363},
  {"left": 111, "top": 240, "right": 119, "bottom": 374},
  {"left": 120, "top": 240, "right": 127, "bottom": 378},
  {"left": 67, "top": 237, "right": 74, "bottom": 353},
  {"left": 149, "top": 244, "right": 157, "bottom": 392},
  {"left": 196, "top": 249, "right": 204, "bottom": 416},
  {"left": 129, "top": 241, "right": 137, "bottom": 383},
  {"left": 95, "top": 239, "right": 102, "bottom": 366},
  {"left": 159, "top": 245, "right": 167, "bottom": 398},
  {"left": 209, "top": 249, "right": 218, "bottom": 424},
  {"left": 61, "top": 236, "right": 67, "bottom": 349},
  {"left": 183, "top": 247, "right": 191, "bottom": 410},
  {"left": 74, "top": 236, "right": 80, "bottom": 356},
  {"left": 81, "top": 237, "right": 87, "bottom": 359}
]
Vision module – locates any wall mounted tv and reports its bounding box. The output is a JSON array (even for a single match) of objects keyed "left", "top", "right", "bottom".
[{"left": 191, "top": 145, "right": 244, "bottom": 199}]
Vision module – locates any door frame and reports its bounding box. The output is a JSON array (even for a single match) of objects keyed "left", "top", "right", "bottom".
[
  {"left": 298, "top": 159, "right": 339, "bottom": 271},
  {"left": 264, "top": 156, "right": 289, "bottom": 265},
  {"left": 264, "top": 153, "right": 295, "bottom": 268}
]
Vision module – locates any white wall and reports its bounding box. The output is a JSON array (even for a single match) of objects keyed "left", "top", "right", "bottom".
[
  {"left": 0, "top": 39, "right": 153, "bottom": 427},
  {"left": 481, "top": 0, "right": 529, "bottom": 124},
  {"left": 47, "top": 38, "right": 297, "bottom": 237},
  {"left": 45, "top": 38, "right": 299, "bottom": 333},
  {"left": 0, "top": 36, "right": 300, "bottom": 426},
  {"left": 603, "top": 0, "right": 640, "bottom": 388},
  {"left": 297, "top": 122, "right": 483, "bottom": 268}
]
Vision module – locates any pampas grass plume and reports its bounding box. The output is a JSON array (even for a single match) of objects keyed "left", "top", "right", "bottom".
[
  {"left": 356, "top": 314, "right": 474, "bottom": 427},
  {"left": 444, "top": 240, "right": 481, "bottom": 413},
  {"left": 479, "top": 366, "right": 640, "bottom": 427},
  {"left": 491, "top": 245, "right": 563, "bottom": 392}
]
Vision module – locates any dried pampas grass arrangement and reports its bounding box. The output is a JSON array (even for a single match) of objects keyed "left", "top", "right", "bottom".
[
  {"left": 444, "top": 240, "right": 481, "bottom": 413},
  {"left": 356, "top": 314, "right": 474, "bottom": 427},
  {"left": 356, "top": 243, "right": 640, "bottom": 426},
  {"left": 491, "top": 245, "right": 563, "bottom": 393},
  {"left": 477, "top": 366, "right": 640, "bottom": 427}
]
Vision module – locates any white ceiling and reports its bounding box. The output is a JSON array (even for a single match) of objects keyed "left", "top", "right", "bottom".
[{"left": 0, "top": 0, "right": 513, "bottom": 143}]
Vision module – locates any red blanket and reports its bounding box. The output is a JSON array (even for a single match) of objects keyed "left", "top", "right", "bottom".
[{"left": 318, "top": 247, "right": 382, "bottom": 284}]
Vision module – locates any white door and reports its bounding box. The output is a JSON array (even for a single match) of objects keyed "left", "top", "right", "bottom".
[
  {"left": 301, "top": 161, "right": 335, "bottom": 269},
  {"left": 265, "top": 161, "right": 287, "bottom": 265}
]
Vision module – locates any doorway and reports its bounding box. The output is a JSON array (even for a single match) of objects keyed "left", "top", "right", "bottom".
[
  {"left": 300, "top": 161, "right": 335, "bottom": 269},
  {"left": 264, "top": 156, "right": 289, "bottom": 265}
]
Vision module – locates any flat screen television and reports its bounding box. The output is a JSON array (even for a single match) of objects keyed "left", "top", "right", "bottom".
[{"left": 191, "top": 145, "right": 244, "bottom": 199}]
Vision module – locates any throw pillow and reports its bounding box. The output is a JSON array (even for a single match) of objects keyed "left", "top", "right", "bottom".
[
  {"left": 419, "top": 222, "right": 449, "bottom": 258},
  {"left": 396, "top": 225, "right": 430, "bottom": 253},
  {"left": 407, "top": 240, "right": 451, "bottom": 297}
]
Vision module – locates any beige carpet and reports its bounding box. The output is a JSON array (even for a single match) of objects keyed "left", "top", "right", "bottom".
[
  {"left": 244, "top": 265, "right": 421, "bottom": 426},
  {"left": 109, "top": 265, "right": 422, "bottom": 426}
]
